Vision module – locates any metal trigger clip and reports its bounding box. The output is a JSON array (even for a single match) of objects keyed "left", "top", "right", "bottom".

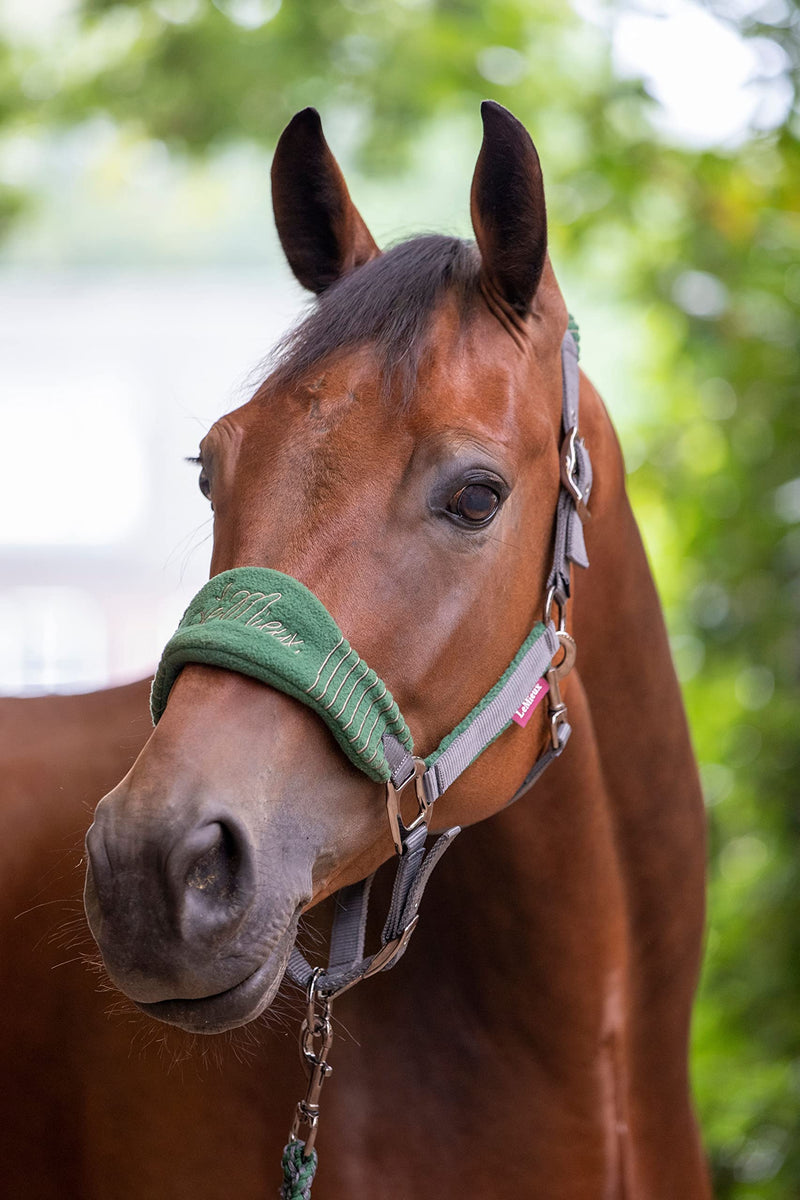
[
  {"left": 546, "top": 630, "right": 577, "bottom": 749},
  {"left": 288, "top": 969, "right": 335, "bottom": 1160}
]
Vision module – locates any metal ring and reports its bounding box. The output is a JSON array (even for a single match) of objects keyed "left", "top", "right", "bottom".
[
  {"left": 544, "top": 586, "right": 568, "bottom": 632},
  {"left": 551, "top": 631, "right": 577, "bottom": 679}
]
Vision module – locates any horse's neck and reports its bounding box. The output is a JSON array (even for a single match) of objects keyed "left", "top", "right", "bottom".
[
  {"left": 336, "top": 381, "right": 708, "bottom": 1196},
  {"left": 570, "top": 377, "right": 706, "bottom": 992}
]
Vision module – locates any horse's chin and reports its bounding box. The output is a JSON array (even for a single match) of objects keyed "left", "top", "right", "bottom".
[{"left": 131, "top": 916, "right": 300, "bottom": 1035}]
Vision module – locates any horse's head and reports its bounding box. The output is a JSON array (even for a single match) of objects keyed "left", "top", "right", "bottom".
[{"left": 84, "top": 102, "right": 576, "bottom": 1033}]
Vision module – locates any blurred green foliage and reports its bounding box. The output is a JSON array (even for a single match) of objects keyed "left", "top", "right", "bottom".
[{"left": 3, "top": 0, "right": 800, "bottom": 1193}]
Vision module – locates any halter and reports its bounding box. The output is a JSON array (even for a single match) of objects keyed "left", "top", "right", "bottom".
[{"left": 151, "top": 325, "right": 591, "bottom": 1195}]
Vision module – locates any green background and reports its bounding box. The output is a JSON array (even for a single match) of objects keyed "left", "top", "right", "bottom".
[{"left": 3, "top": 1, "right": 799, "bottom": 1193}]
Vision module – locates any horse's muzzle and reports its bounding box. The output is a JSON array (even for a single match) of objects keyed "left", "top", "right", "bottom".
[{"left": 83, "top": 792, "right": 303, "bottom": 1031}]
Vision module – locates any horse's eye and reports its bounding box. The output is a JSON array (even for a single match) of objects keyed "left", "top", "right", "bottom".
[
  {"left": 186, "top": 455, "right": 212, "bottom": 504},
  {"left": 448, "top": 483, "right": 501, "bottom": 526}
]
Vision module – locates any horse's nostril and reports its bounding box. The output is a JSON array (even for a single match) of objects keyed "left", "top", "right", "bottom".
[
  {"left": 185, "top": 822, "right": 240, "bottom": 901},
  {"left": 83, "top": 805, "right": 261, "bottom": 1001},
  {"left": 174, "top": 816, "right": 256, "bottom": 941}
]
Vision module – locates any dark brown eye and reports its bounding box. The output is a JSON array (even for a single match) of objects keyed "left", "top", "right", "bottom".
[
  {"left": 449, "top": 483, "right": 500, "bottom": 526},
  {"left": 186, "top": 454, "right": 212, "bottom": 504}
]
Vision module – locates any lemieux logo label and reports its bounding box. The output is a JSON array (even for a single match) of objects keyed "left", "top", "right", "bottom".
[
  {"left": 512, "top": 678, "right": 549, "bottom": 728},
  {"left": 197, "top": 585, "right": 304, "bottom": 653}
]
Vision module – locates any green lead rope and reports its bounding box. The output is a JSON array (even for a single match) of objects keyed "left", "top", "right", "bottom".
[{"left": 280, "top": 1141, "right": 318, "bottom": 1199}]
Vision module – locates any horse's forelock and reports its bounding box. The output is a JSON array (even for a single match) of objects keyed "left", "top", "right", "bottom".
[{"left": 265, "top": 234, "right": 482, "bottom": 405}]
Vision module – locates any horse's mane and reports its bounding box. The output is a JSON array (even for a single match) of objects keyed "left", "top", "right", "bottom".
[{"left": 267, "top": 234, "right": 482, "bottom": 402}]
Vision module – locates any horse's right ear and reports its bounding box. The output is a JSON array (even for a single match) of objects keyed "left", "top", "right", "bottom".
[
  {"left": 271, "top": 108, "right": 380, "bottom": 294},
  {"left": 470, "top": 101, "right": 547, "bottom": 315}
]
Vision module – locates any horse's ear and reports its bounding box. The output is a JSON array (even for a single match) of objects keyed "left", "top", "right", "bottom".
[
  {"left": 470, "top": 101, "right": 547, "bottom": 315},
  {"left": 271, "top": 108, "right": 380, "bottom": 294}
]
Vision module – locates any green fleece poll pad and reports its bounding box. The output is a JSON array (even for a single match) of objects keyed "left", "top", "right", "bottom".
[{"left": 151, "top": 567, "right": 412, "bottom": 782}]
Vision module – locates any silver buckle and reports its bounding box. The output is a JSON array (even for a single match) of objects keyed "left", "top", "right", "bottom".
[
  {"left": 320, "top": 914, "right": 421, "bottom": 1003},
  {"left": 362, "top": 916, "right": 420, "bottom": 979},
  {"left": 560, "top": 425, "right": 590, "bottom": 524},
  {"left": 385, "top": 757, "right": 429, "bottom": 855}
]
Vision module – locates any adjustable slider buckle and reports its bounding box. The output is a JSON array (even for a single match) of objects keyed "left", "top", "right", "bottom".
[
  {"left": 560, "top": 426, "right": 590, "bottom": 525},
  {"left": 362, "top": 915, "right": 420, "bottom": 980},
  {"left": 321, "top": 914, "right": 422, "bottom": 1003},
  {"left": 385, "top": 757, "right": 429, "bottom": 856}
]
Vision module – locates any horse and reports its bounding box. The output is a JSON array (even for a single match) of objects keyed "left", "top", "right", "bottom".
[{"left": 4, "top": 101, "right": 710, "bottom": 1197}]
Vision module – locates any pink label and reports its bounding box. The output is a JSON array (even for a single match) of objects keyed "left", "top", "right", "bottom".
[{"left": 512, "top": 678, "right": 549, "bottom": 728}]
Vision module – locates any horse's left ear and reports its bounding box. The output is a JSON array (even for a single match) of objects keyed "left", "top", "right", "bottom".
[
  {"left": 271, "top": 107, "right": 380, "bottom": 294},
  {"left": 470, "top": 101, "right": 547, "bottom": 315}
]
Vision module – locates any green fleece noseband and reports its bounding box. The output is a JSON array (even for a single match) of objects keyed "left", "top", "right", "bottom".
[{"left": 151, "top": 568, "right": 412, "bottom": 782}]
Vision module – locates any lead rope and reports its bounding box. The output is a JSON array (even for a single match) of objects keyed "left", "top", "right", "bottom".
[
  {"left": 280, "top": 1143, "right": 317, "bottom": 1200},
  {"left": 279, "top": 324, "right": 588, "bottom": 1196}
]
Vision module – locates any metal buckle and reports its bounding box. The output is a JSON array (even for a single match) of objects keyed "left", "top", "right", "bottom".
[
  {"left": 320, "top": 914, "right": 421, "bottom": 1003},
  {"left": 385, "top": 757, "right": 429, "bottom": 856},
  {"left": 362, "top": 915, "right": 420, "bottom": 980},
  {"left": 553, "top": 629, "right": 577, "bottom": 678},
  {"left": 560, "top": 425, "right": 590, "bottom": 524}
]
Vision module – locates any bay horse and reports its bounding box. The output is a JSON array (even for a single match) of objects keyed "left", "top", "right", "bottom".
[{"left": 6, "top": 101, "right": 709, "bottom": 1197}]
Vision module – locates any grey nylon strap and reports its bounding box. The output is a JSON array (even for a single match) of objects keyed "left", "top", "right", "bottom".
[
  {"left": 421, "top": 623, "right": 559, "bottom": 804},
  {"left": 286, "top": 825, "right": 460, "bottom": 997},
  {"left": 507, "top": 719, "right": 571, "bottom": 805},
  {"left": 378, "top": 621, "right": 559, "bottom": 806},
  {"left": 563, "top": 328, "right": 580, "bottom": 428},
  {"left": 326, "top": 876, "right": 374, "bottom": 970},
  {"left": 382, "top": 733, "right": 416, "bottom": 787},
  {"left": 380, "top": 824, "right": 427, "bottom": 941},
  {"left": 547, "top": 330, "right": 592, "bottom": 598}
]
